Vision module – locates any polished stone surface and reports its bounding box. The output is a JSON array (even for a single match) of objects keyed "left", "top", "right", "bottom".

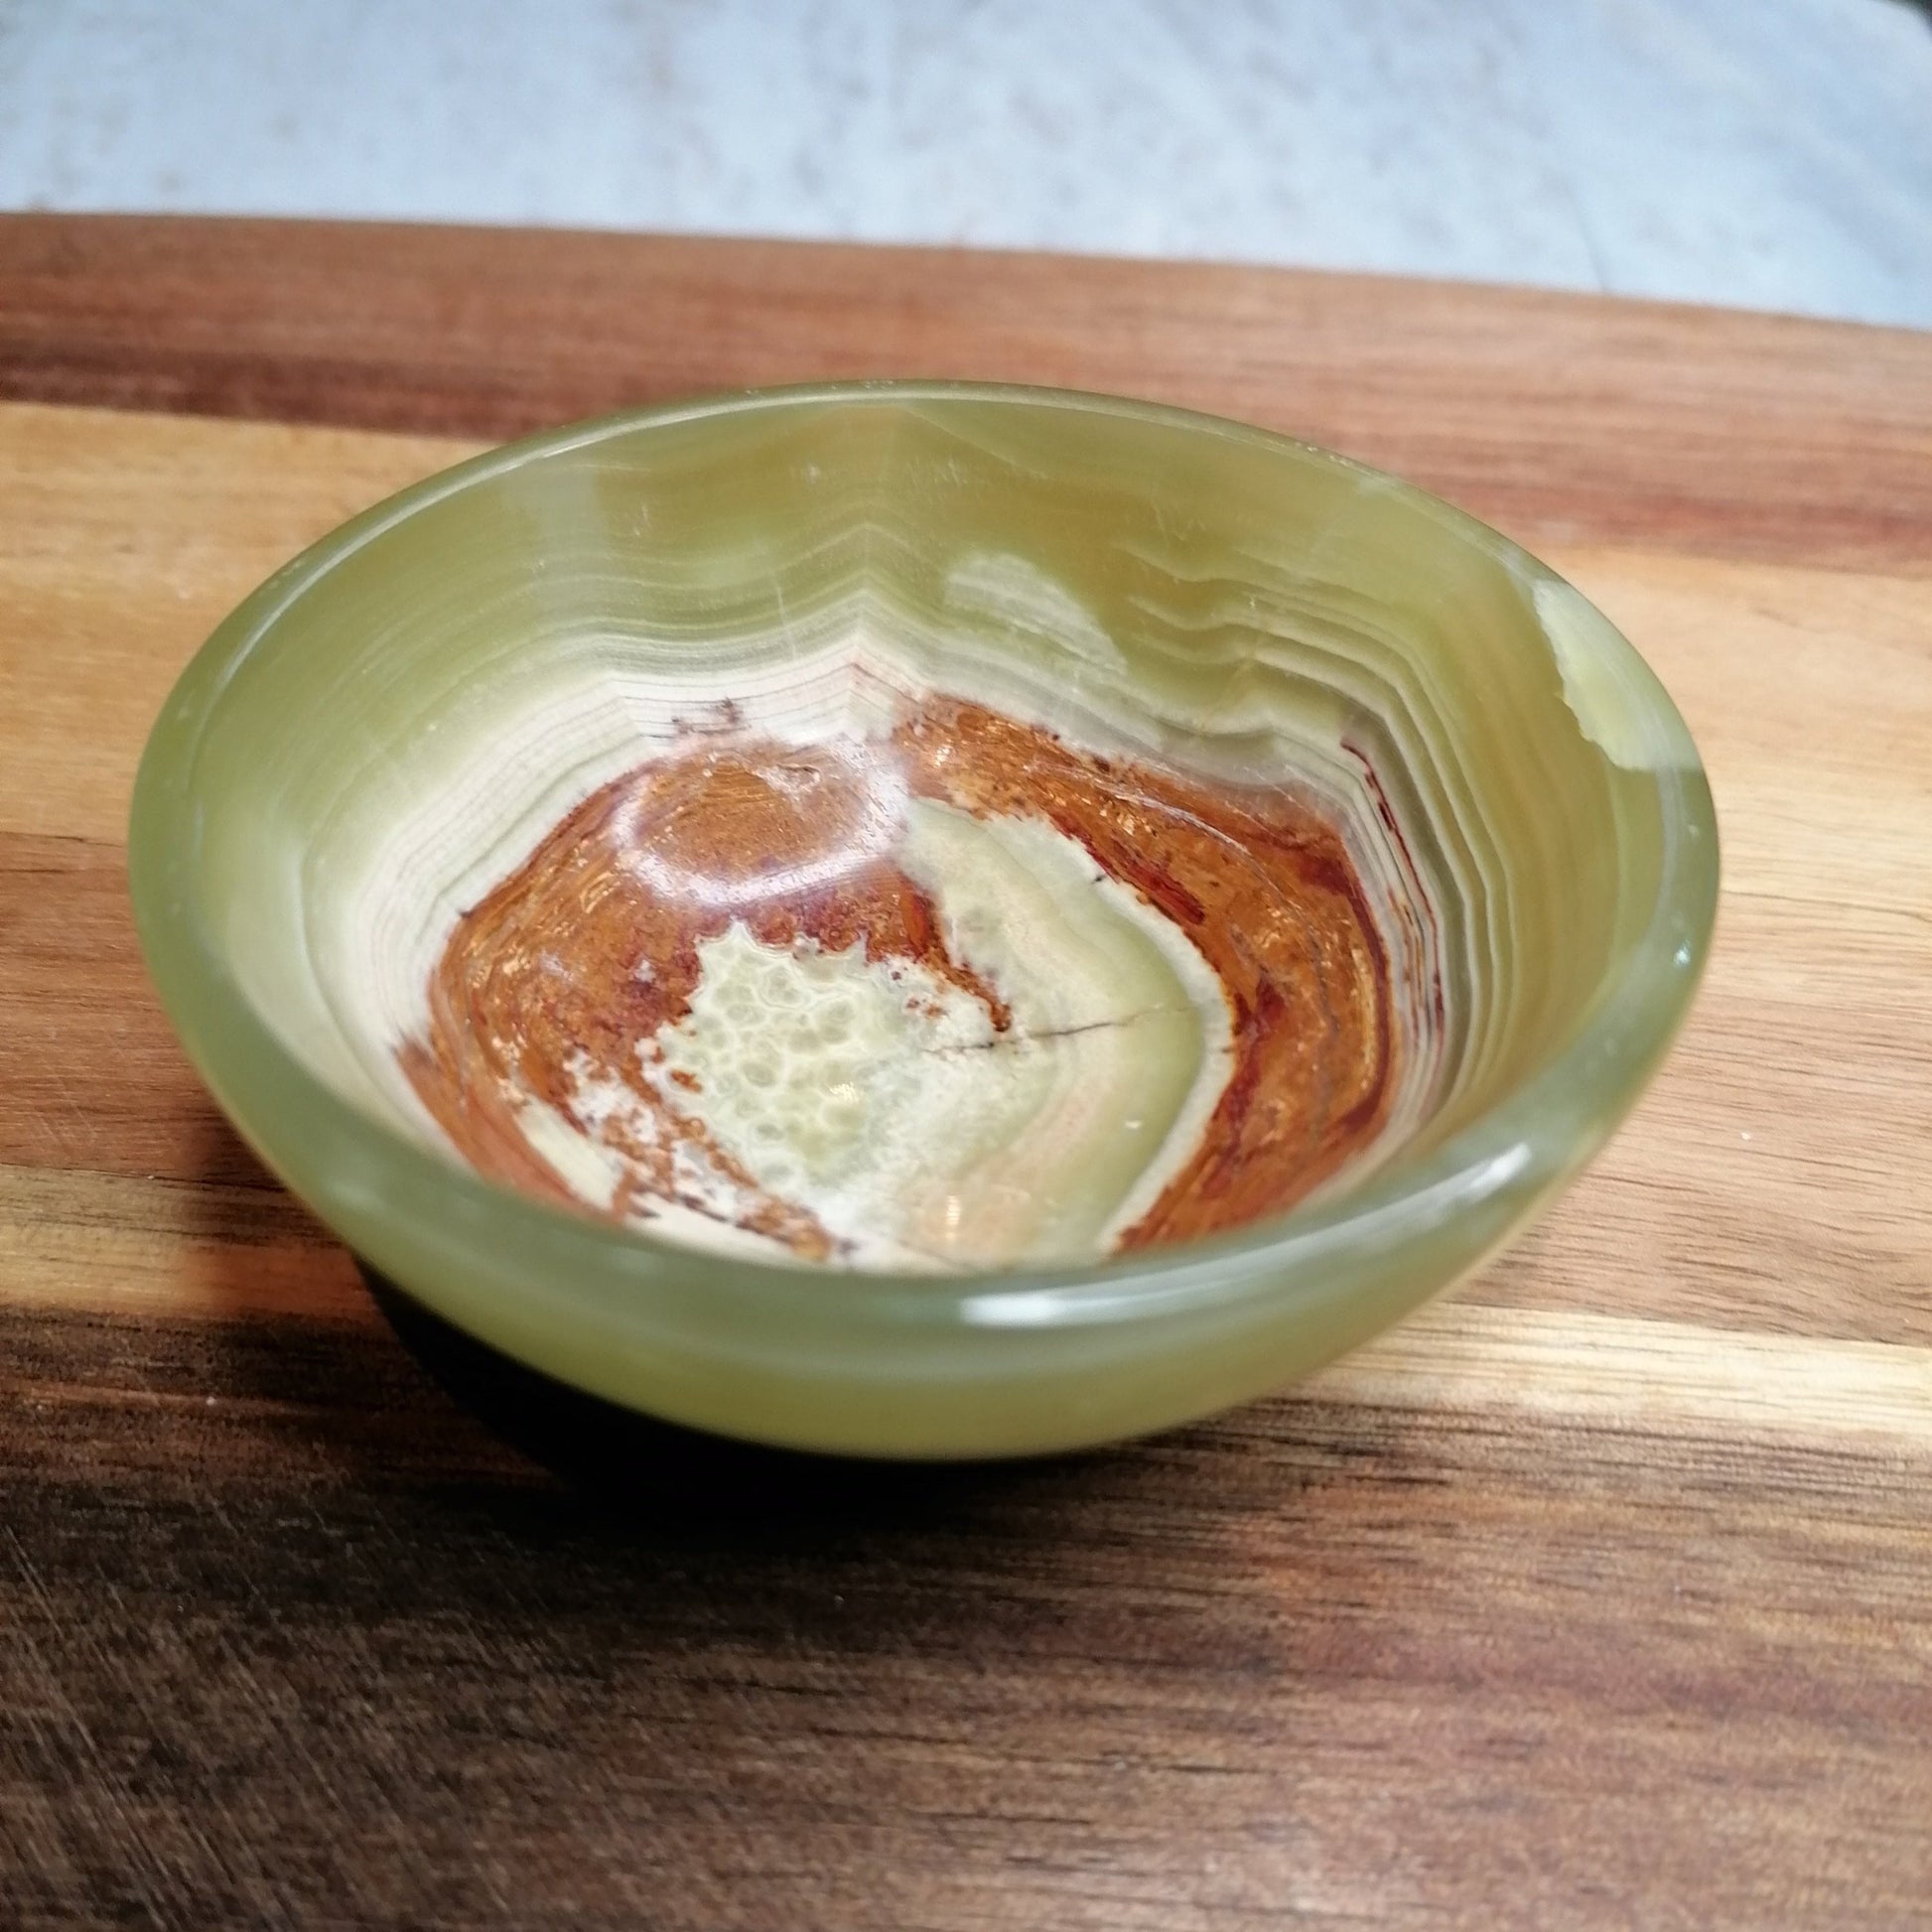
[{"left": 129, "top": 386, "right": 1715, "bottom": 1452}]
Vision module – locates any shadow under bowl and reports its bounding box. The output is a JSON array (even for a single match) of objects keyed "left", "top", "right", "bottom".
[{"left": 130, "top": 383, "right": 1717, "bottom": 1458}]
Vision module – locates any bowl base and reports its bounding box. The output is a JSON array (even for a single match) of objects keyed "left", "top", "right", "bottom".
[{"left": 356, "top": 1261, "right": 1059, "bottom": 1514}]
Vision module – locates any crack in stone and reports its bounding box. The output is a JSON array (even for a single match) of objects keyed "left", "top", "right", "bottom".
[{"left": 916, "top": 1006, "right": 1177, "bottom": 1056}]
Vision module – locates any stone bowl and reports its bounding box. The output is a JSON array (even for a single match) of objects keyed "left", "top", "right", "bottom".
[{"left": 129, "top": 384, "right": 1717, "bottom": 1457}]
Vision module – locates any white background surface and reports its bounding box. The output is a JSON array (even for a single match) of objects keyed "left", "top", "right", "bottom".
[{"left": 2, "top": 0, "right": 1928, "bottom": 327}]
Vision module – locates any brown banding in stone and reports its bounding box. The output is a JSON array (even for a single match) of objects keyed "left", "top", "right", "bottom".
[
  {"left": 894, "top": 702, "right": 1395, "bottom": 1249},
  {"left": 401, "top": 698, "right": 1400, "bottom": 1265}
]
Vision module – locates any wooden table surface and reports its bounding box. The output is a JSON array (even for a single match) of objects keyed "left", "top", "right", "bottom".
[{"left": 2, "top": 215, "right": 1928, "bottom": 1930}]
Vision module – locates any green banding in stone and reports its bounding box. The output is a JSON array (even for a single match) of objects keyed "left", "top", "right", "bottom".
[{"left": 129, "top": 383, "right": 1719, "bottom": 1459}]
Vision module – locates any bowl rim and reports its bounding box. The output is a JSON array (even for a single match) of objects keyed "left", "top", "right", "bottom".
[{"left": 128, "top": 378, "right": 1719, "bottom": 1338}]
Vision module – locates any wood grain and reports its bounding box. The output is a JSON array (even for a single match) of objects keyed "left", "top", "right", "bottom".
[
  {"left": 4, "top": 214, "right": 1932, "bottom": 573},
  {"left": 0, "top": 403, "right": 477, "bottom": 843},
  {"left": 2, "top": 219, "right": 1929, "bottom": 1929},
  {"left": 4, "top": 1307, "right": 1928, "bottom": 1931}
]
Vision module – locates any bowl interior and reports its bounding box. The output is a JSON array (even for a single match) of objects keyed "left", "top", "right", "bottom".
[{"left": 150, "top": 390, "right": 1703, "bottom": 1284}]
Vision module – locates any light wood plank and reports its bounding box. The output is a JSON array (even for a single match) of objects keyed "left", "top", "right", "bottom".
[
  {"left": 7, "top": 1159, "right": 1924, "bottom": 1452},
  {"left": 0, "top": 403, "right": 475, "bottom": 842},
  {"left": 5, "top": 405, "right": 1927, "bottom": 1354}
]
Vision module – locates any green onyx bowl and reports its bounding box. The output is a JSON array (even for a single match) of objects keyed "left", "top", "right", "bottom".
[{"left": 129, "top": 383, "right": 1717, "bottom": 1459}]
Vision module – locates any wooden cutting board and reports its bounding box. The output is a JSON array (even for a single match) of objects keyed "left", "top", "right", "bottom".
[{"left": 2, "top": 216, "right": 1928, "bottom": 1929}]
